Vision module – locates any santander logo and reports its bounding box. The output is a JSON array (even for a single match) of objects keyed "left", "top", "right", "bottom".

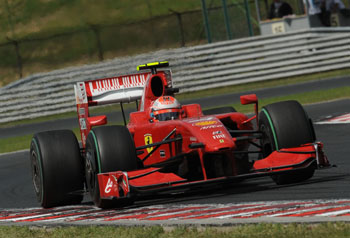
[
  {"left": 104, "top": 178, "right": 114, "bottom": 194},
  {"left": 88, "top": 74, "right": 148, "bottom": 96}
]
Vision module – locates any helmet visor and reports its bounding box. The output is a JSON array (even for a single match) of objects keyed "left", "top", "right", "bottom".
[{"left": 155, "top": 112, "right": 179, "bottom": 121}]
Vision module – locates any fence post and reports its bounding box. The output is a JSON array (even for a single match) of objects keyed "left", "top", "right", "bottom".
[
  {"left": 89, "top": 24, "right": 104, "bottom": 61},
  {"left": 7, "top": 38, "right": 23, "bottom": 78},
  {"left": 244, "top": 0, "right": 254, "bottom": 36},
  {"left": 201, "top": 0, "right": 212, "bottom": 43},
  {"left": 222, "top": 0, "right": 233, "bottom": 40},
  {"left": 14, "top": 40, "right": 23, "bottom": 78},
  {"left": 169, "top": 9, "right": 186, "bottom": 47},
  {"left": 254, "top": 0, "right": 262, "bottom": 22},
  {"left": 147, "top": 1, "right": 160, "bottom": 48}
]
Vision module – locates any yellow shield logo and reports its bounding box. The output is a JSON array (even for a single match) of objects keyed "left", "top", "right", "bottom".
[
  {"left": 144, "top": 134, "right": 153, "bottom": 153},
  {"left": 195, "top": 121, "right": 216, "bottom": 126}
]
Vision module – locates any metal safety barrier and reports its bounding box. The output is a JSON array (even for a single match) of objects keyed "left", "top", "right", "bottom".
[{"left": 0, "top": 28, "right": 349, "bottom": 124}]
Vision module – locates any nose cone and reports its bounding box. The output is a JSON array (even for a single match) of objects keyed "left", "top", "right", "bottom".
[
  {"left": 184, "top": 117, "right": 235, "bottom": 152},
  {"left": 203, "top": 129, "right": 235, "bottom": 152}
]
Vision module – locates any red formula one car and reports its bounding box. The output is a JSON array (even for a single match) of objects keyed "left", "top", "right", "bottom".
[{"left": 30, "top": 61, "right": 331, "bottom": 208}]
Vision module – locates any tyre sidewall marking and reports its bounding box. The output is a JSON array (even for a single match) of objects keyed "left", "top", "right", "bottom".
[
  {"left": 31, "top": 138, "right": 44, "bottom": 203},
  {"left": 262, "top": 108, "right": 279, "bottom": 151}
]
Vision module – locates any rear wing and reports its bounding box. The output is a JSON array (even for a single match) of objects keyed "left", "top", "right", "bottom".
[{"left": 74, "top": 72, "right": 152, "bottom": 106}]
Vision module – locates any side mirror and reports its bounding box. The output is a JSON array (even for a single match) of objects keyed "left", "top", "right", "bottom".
[
  {"left": 240, "top": 94, "right": 258, "bottom": 105},
  {"left": 240, "top": 94, "right": 259, "bottom": 128}
]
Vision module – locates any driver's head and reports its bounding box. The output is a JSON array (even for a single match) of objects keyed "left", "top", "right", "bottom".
[{"left": 151, "top": 96, "right": 181, "bottom": 121}]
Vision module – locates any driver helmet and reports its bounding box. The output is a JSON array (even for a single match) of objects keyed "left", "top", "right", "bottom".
[{"left": 151, "top": 96, "right": 181, "bottom": 121}]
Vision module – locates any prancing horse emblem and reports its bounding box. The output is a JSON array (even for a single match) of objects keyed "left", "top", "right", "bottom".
[{"left": 144, "top": 134, "right": 153, "bottom": 153}]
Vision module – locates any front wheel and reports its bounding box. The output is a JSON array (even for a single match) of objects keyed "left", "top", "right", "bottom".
[
  {"left": 259, "top": 100, "right": 316, "bottom": 185},
  {"left": 85, "top": 126, "right": 138, "bottom": 208}
]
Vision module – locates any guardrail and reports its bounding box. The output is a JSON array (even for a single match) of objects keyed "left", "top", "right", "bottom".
[{"left": 0, "top": 28, "right": 349, "bottom": 124}]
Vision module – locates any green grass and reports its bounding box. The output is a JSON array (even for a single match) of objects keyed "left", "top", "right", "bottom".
[
  {"left": 0, "top": 0, "right": 207, "bottom": 85},
  {"left": 0, "top": 134, "right": 33, "bottom": 153},
  {"left": 0, "top": 0, "right": 203, "bottom": 40},
  {"left": 0, "top": 0, "right": 258, "bottom": 86},
  {"left": 0, "top": 0, "right": 348, "bottom": 86},
  {"left": 229, "top": 85, "right": 350, "bottom": 114},
  {"left": 1, "top": 223, "right": 350, "bottom": 238},
  {"left": 1, "top": 85, "right": 349, "bottom": 154},
  {"left": 0, "top": 103, "right": 134, "bottom": 129},
  {"left": 0, "top": 127, "right": 81, "bottom": 154},
  {"left": 0, "top": 111, "right": 78, "bottom": 129},
  {"left": 176, "top": 69, "right": 350, "bottom": 101}
]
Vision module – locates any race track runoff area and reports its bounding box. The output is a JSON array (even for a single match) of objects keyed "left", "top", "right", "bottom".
[{"left": 1, "top": 199, "right": 350, "bottom": 225}]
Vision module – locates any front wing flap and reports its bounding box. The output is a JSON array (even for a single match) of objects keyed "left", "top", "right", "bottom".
[
  {"left": 98, "top": 168, "right": 187, "bottom": 199},
  {"left": 98, "top": 143, "right": 331, "bottom": 199},
  {"left": 98, "top": 172, "right": 130, "bottom": 199},
  {"left": 252, "top": 142, "right": 330, "bottom": 172}
]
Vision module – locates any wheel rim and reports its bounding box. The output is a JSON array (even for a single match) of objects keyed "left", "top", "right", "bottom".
[
  {"left": 260, "top": 124, "right": 273, "bottom": 157},
  {"left": 31, "top": 150, "right": 41, "bottom": 196},
  {"left": 85, "top": 151, "right": 96, "bottom": 196}
]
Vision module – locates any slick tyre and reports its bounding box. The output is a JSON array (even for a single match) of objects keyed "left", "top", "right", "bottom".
[
  {"left": 30, "top": 130, "right": 84, "bottom": 208},
  {"left": 259, "top": 100, "right": 316, "bottom": 185},
  {"left": 202, "top": 106, "right": 236, "bottom": 115},
  {"left": 85, "top": 126, "right": 138, "bottom": 208}
]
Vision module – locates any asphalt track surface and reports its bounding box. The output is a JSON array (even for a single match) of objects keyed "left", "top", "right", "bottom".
[
  {"left": 1, "top": 76, "right": 349, "bottom": 139},
  {"left": 0, "top": 99, "right": 349, "bottom": 210}
]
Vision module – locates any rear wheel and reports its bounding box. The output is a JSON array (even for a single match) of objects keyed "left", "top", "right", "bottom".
[
  {"left": 30, "top": 130, "right": 84, "bottom": 208},
  {"left": 259, "top": 100, "right": 316, "bottom": 185},
  {"left": 85, "top": 126, "right": 138, "bottom": 208}
]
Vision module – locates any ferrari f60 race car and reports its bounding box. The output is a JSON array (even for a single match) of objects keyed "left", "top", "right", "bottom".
[{"left": 30, "top": 61, "right": 331, "bottom": 208}]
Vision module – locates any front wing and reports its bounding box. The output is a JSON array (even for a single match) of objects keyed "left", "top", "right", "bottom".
[{"left": 98, "top": 143, "right": 331, "bottom": 200}]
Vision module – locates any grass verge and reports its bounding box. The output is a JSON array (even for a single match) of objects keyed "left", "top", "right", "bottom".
[
  {"left": 0, "top": 86, "right": 349, "bottom": 154},
  {"left": 1, "top": 223, "right": 350, "bottom": 238},
  {"left": 0, "top": 134, "right": 33, "bottom": 154},
  {"left": 229, "top": 86, "right": 350, "bottom": 114},
  {"left": 176, "top": 69, "right": 350, "bottom": 101}
]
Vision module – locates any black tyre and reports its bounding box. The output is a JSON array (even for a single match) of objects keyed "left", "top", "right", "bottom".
[
  {"left": 30, "top": 130, "right": 84, "bottom": 208},
  {"left": 85, "top": 126, "right": 138, "bottom": 208},
  {"left": 259, "top": 100, "right": 316, "bottom": 185},
  {"left": 202, "top": 106, "right": 236, "bottom": 115}
]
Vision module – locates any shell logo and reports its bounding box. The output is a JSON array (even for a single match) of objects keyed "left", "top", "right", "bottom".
[{"left": 195, "top": 121, "right": 217, "bottom": 126}]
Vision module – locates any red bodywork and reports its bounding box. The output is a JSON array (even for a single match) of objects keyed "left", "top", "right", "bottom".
[{"left": 74, "top": 66, "right": 330, "bottom": 201}]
